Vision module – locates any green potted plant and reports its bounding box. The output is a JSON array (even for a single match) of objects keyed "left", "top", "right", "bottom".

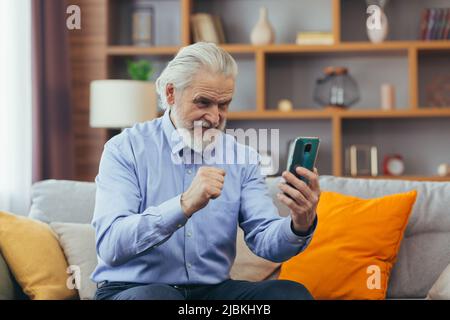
[
  {"left": 90, "top": 59, "right": 158, "bottom": 130},
  {"left": 126, "top": 59, "right": 154, "bottom": 81}
]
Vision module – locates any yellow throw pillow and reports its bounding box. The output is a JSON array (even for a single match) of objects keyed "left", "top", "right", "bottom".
[
  {"left": 0, "top": 211, "right": 78, "bottom": 300},
  {"left": 279, "top": 190, "right": 417, "bottom": 300}
]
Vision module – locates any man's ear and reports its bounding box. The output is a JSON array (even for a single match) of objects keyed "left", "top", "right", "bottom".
[{"left": 165, "top": 83, "right": 175, "bottom": 106}]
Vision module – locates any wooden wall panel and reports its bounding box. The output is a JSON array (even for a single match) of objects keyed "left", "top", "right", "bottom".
[{"left": 67, "top": 0, "right": 108, "bottom": 182}]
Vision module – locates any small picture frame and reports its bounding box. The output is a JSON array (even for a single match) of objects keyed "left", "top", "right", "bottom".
[
  {"left": 345, "top": 145, "right": 378, "bottom": 177},
  {"left": 132, "top": 0, "right": 154, "bottom": 46}
]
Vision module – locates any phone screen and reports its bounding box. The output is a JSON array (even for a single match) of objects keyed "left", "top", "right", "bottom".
[{"left": 287, "top": 137, "right": 320, "bottom": 184}]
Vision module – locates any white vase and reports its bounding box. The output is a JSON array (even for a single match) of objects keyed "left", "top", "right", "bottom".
[
  {"left": 250, "top": 7, "right": 275, "bottom": 45},
  {"left": 366, "top": 5, "right": 389, "bottom": 43}
]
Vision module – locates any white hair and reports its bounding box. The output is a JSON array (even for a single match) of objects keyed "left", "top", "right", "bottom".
[{"left": 155, "top": 42, "right": 238, "bottom": 110}]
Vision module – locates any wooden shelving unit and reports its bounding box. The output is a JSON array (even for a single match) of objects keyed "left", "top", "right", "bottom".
[{"left": 102, "top": 0, "right": 450, "bottom": 182}]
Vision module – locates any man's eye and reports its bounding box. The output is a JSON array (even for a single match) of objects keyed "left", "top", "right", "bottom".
[{"left": 196, "top": 100, "right": 209, "bottom": 107}]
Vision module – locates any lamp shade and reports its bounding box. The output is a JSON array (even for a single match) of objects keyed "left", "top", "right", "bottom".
[{"left": 90, "top": 80, "right": 157, "bottom": 128}]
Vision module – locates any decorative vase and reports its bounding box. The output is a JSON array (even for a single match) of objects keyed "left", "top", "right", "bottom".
[
  {"left": 250, "top": 7, "right": 275, "bottom": 45},
  {"left": 366, "top": 1, "right": 389, "bottom": 43},
  {"left": 277, "top": 99, "right": 293, "bottom": 112},
  {"left": 380, "top": 83, "right": 396, "bottom": 110},
  {"left": 313, "top": 67, "right": 360, "bottom": 109},
  {"left": 437, "top": 163, "right": 450, "bottom": 177}
]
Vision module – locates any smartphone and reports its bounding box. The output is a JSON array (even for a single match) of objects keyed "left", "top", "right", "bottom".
[{"left": 286, "top": 137, "right": 320, "bottom": 184}]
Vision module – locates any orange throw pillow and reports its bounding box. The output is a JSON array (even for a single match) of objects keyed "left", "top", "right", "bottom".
[{"left": 279, "top": 190, "right": 417, "bottom": 300}]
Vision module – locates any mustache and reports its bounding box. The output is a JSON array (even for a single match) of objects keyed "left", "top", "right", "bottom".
[{"left": 192, "top": 120, "right": 215, "bottom": 129}]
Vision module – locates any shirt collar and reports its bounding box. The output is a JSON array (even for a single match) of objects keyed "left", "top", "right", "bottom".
[{"left": 162, "top": 108, "right": 185, "bottom": 156}]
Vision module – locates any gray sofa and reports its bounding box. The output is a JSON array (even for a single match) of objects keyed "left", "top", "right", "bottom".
[{"left": 1, "top": 176, "right": 450, "bottom": 299}]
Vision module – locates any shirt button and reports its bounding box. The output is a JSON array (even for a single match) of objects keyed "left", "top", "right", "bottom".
[
  {"left": 187, "top": 169, "right": 192, "bottom": 175},
  {"left": 187, "top": 263, "right": 192, "bottom": 269},
  {"left": 187, "top": 232, "right": 192, "bottom": 237}
]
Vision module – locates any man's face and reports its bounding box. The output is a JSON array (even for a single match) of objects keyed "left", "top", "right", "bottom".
[{"left": 168, "top": 70, "right": 235, "bottom": 152}]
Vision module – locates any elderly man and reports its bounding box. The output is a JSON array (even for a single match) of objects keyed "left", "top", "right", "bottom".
[{"left": 91, "top": 42, "right": 320, "bottom": 300}]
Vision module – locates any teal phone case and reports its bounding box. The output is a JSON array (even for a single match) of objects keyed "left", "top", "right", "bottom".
[{"left": 287, "top": 137, "right": 320, "bottom": 184}]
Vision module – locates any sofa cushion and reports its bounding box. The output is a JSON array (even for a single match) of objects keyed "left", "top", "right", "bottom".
[
  {"left": 0, "top": 253, "right": 28, "bottom": 300},
  {"left": 0, "top": 253, "right": 15, "bottom": 300},
  {"left": 29, "top": 179, "right": 96, "bottom": 224},
  {"left": 427, "top": 262, "right": 450, "bottom": 300},
  {"left": 45, "top": 221, "right": 281, "bottom": 299},
  {"left": 279, "top": 190, "right": 417, "bottom": 300},
  {"left": 230, "top": 228, "right": 280, "bottom": 281},
  {"left": 318, "top": 176, "right": 450, "bottom": 298},
  {"left": 50, "top": 223, "right": 98, "bottom": 300},
  {"left": 0, "top": 211, "right": 78, "bottom": 300}
]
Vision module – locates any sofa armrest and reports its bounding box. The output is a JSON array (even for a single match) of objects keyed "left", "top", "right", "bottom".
[
  {"left": 0, "top": 253, "right": 28, "bottom": 300},
  {"left": 0, "top": 253, "right": 15, "bottom": 300},
  {"left": 263, "top": 266, "right": 281, "bottom": 281}
]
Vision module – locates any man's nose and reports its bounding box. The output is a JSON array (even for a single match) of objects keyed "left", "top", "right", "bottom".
[{"left": 204, "top": 105, "right": 220, "bottom": 127}]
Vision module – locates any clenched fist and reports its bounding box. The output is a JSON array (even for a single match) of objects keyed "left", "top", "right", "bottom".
[{"left": 180, "top": 166, "right": 226, "bottom": 217}]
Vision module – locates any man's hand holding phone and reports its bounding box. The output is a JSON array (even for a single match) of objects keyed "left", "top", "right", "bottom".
[{"left": 277, "top": 167, "right": 321, "bottom": 234}]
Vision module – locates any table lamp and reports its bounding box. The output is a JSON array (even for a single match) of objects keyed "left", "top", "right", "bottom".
[{"left": 90, "top": 80, "right": 157, "bottom": 132}]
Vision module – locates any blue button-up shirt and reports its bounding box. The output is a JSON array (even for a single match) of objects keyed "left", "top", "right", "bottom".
[{"left": 91, "top": 110, "right": 316, "bottom": 285}]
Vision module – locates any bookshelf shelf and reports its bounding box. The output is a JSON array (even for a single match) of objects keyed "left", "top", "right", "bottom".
[
  {"left": 105, "top": 41, "right": 450, "bottom": 56},
  {"left": 416, "top": 41, "right": 450, "bottom": 50},
  {"left": 106, "top": 46, "right": 181, "bottom": 56},
  {"left": 263, "top": 41, "right": 450, "bottom": 53},
  {"left": 337, "top": 108, "right": 450, "bottom": 119},
  {"left": 226, "top": 110, "right": 334, "bottom": 120},
  {"left": 226, "top": 108, "right": 450, "bottom": 120}
]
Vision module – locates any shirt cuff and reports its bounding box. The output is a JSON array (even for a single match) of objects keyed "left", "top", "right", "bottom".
[
  {"left": 155, "top": 194, "right": 188, "bottom": 234},
  {"left": 290, "top": 215, "right": 318, "bottom": 237},
  {"left": 281, "top": 215, "right": 318, "bottom": 244}
]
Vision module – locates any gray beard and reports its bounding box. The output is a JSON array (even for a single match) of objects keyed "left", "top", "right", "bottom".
[{"left": 171, "top": 107, "right": 226, "bottom": 154}]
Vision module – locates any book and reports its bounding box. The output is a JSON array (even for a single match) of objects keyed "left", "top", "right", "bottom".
[
  {"left": 444, "top": 9, "right": 450, "bottom": 39},
  {"left": 212, "top": 15, "right": 226, "bottom": 44},
  {"left": 296, "top": 32, "right": 334, "bottom": 45},
  {"left": 425, "top": 9, "right": 436, "bottom": 40},
  {"left": 435, "top": 8, "right": 446, "bottom": 39},
  {"left": 438, "top": 9, "right": 447, "bottom": 39},
  {"left": 420, "top": 7, "right": 450, "bottom": 40},
  {"left": 191, "top": 14, "right": 218, "bottom": 43},
  {"left": 420, "top": 9, "right": 430, "bottom": 40},
  {"left": 191, "top": 13, "right": 226, "bottom": 44}
]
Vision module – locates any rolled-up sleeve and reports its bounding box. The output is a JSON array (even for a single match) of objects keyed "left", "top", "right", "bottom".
[
  {"left": 238, "top": 159, "right": 317, "bottom": 263},
  {"left": 92, "top": 140, "right": 187, "bottom": 267}
]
